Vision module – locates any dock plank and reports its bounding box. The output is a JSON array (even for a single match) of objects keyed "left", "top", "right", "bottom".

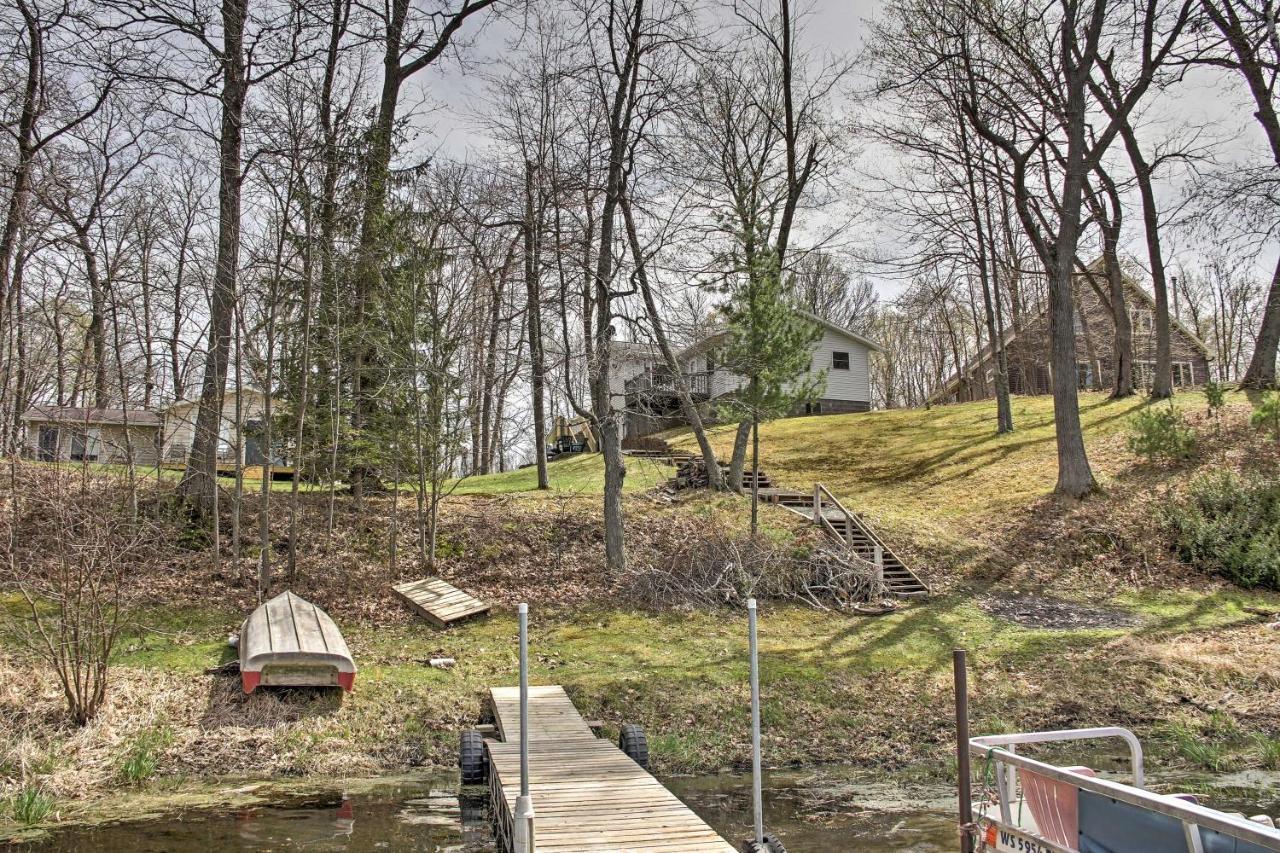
[
  {"left": 392, "top": 577, "right": 490, "bottom": 628},
  {"left": 485, "top": 685, "right": 734, "bottom": 853}
]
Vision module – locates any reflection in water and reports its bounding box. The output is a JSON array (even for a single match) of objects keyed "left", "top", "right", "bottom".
[
  {"left": 665, "top": 770, "right": 957, "bottom": 851},
  {"left": 21, "top": 777, "right": 493, "bottom": 852},
  {"left": 17, "top": 766, "right": 1280, "bottom": 851},
  {"left": 18, "top": 770, "right": 957, "bottom": 852}
]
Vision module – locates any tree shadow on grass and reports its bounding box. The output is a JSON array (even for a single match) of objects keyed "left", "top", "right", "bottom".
[{"left": 813, "top": 399, "right": 1142, "bottom": 496}]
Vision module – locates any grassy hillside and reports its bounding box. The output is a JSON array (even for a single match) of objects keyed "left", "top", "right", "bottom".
[
  {"left": 449, "top": 452, "right": 672, "bottom": 495},
  {"left": 670, "top": 390, "right": 1213, "bottom": 521}
]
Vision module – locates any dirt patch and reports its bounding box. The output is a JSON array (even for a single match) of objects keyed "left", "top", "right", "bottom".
[{"left": 980, "top": 593, "right": 1142, "bottom": 629}]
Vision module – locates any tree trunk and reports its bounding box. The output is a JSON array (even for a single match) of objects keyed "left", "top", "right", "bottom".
[
  {"left": 589, "top": 0, "right": 645, "bottom": 572},
  {"left": 1201, "top": 0, "right": 1280, "bottom": 387},
  {"left": 178, "top": 0, "right": 247, "bottom": 516},
  {"left": 1119, "top": 125, "right": 1173, "bottom": 398},
  {"left": 1045, "top": 113, "right": 1097, "bottom": 496},
  {"left": 524, "top": 160, "right": 550, "bottom": 489},
  {"left": 1104, "top": 243, "right": 1134, "bottom": 398},
  {"left": 0, "top": 1, "right": 42, "bottom": 360},
  {"left": 1244, "top": 256, "right": 1280, "bottom": 388},
  {"left": 727, "top": 419, "right": 751, "bottom": 493},
  {"left": 620, "top": 194, "right": 723, "bottom": 488}
]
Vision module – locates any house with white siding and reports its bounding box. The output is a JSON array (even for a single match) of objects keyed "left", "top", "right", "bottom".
[
  {"left": 159, "top": 389, "right": 277, "bottom": 466},
  {"left": 23, "top": 389, "right": 281, "bottom": 468},
  {"left": 618, "top": 310, "right": 882, "bottom": 440}
]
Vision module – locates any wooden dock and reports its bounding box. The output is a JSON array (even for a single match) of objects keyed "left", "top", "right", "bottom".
[
  {"left": 485, "top": 685, "right": 735, "bottom": 853},
  {"left": 393, "top": 577, "right": 490, "bottom": 628}
]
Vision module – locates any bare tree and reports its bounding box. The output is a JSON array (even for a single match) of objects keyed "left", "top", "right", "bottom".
[{"left": 1197, "top": 0, "right": 1280, "bottom": 387}]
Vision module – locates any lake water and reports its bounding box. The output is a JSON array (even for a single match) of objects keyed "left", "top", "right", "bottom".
[
  {"left": 15, "top": 769, "right": 959, "bottom": 851},
  {"left": 15, "top": 766, "right": 1280, "bottom": 851}
]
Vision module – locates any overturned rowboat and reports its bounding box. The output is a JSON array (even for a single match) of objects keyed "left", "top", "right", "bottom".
[{"left": 239, "top": 591, "right": 356, "bottom": 694}]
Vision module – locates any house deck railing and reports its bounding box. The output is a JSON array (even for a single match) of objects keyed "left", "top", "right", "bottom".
[{"left": 626, "top": 369, "right": 712, "bottom": 399}]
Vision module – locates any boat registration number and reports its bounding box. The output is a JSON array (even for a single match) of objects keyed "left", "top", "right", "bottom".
[{"left": 983, "top": 821, "right": 1059, "bottom": 853}]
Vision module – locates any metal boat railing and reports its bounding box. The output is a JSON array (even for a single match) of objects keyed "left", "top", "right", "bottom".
[{"left": 968, "top": 727, "right": 1280, "bottom": 852}]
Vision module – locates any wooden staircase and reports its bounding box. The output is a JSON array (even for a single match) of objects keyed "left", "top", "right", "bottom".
[{"left": 767, "top": 484, "right": 929, "bottom": 598}]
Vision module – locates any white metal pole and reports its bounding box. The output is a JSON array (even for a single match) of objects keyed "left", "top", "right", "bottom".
[
  {"left": 514, "top": 602, "right": 535, "bottom": 853},
  {"left": 748, "top": 598, "right": 763, "bottom": 847}
]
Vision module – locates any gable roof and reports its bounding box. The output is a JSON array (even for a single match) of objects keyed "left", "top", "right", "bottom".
[
  {"left": 797, "top": 309, "right": 885, "bottom": 353},
  {"left": 671, "top": 310, "right": 884, "bottom": 361},
  {"left": 21, "top": 405, "right": 161, "bottom": 427}
]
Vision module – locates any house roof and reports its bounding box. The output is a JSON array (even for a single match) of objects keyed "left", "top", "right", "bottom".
[
  {"left": 672, "top": 311, "right": 884, "bottom": 360},
  {"left": 21, "top": 405, "right": 161, "bottom": 427},
  {"left": 797, "top": 309, "right": 885, "bottom": 353}
]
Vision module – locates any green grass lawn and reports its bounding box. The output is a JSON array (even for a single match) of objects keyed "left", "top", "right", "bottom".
[
  {"left": 663, "top": 390, "right": 1256, "bottom": 528},
  {"left": 447, "top": 451, "right": 673, "bottom": 495},
  {"left": 98, "top": 582, "right": 1279, "bottom": 777}
]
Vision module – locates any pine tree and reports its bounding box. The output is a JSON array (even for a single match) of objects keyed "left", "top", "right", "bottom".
[{"left": 718, "top": 246, "right": 823, "bottom": 534}]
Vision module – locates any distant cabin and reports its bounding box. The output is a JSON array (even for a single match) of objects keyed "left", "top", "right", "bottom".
[
  {"left": 616, "top": 311, "right": 883, "bottom": 440},
  {"left": 931, "top": 267, "right": 1213, "bottom": 405},
  {"left": 20, "top": 406, "right": 162, "bottom": 465},
  {"left": 21, "top": 389, "right": 281, "bottom": 467}
]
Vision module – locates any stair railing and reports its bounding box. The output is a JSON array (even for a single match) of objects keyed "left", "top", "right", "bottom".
[{"left": 812, "top": 483, "right": 854, "bottom": 547}]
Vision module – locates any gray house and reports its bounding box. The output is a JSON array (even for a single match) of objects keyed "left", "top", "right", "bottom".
[{"left": 618, "top": 310, "right": 882, "bottom": 439}]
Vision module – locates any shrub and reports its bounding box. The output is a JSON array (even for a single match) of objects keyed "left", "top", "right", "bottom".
[
  {"left": 1204, "top": 380, "right": 1226, "bottom": 433},
  {"left": 6, "top": 786, "right": 55, "bottom": 826},
  {"left": 1127, "top": 405, "right": 1197, "bottom": 464},
  {"left": 1168, "top": 722, "right": 1230, "bottom": 771},
  {"left": 2, "top": 464, "right": 160, "bottom": 725},
  {"left": 1253, "top": 733, "right": 1280, "bottom": 770},
  {"left": 1164, "top": 471, "right": 1280, "bottom": 589},
  {"left": 1204, "top": 380, "right": 1227, "bottom": 413},
  {"left": 1251, "top": 391, "right": 1280, "bottom": 442}
]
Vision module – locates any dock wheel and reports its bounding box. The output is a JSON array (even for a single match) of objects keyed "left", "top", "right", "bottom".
[
  {"left": 742, "top": 836, "right": 787, "bottom": 853},
  {"left": 618, "top": 723, "right": 649, "bottom": 769},
  {"left": 459, "top": 729, "right": 488, "bottom": 785}
]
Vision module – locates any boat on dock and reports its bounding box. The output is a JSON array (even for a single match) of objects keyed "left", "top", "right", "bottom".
[
  {"left": 967, "top": 726, "right": 1280, "bottom": 852},
  {"left": 238, "top": 591, "right": 356, "bottom": 694}
]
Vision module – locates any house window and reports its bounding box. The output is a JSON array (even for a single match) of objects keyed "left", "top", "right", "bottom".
[
  {"left": 832, "top": 351, "right": 850, "bottom": 370},
  {"left": 1076, "top": 362, "right": 1094, "bottom": 389},
  {"left": 1136, "top": 361, "right": 1196, "bottom": 387},
  {"left": 70, "top": 428, "right": 100, "bottom": 461}
]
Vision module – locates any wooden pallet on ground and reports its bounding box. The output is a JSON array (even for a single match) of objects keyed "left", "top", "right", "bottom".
[{"left": 392, "top": 577, "right": 490, "bottom": 628}]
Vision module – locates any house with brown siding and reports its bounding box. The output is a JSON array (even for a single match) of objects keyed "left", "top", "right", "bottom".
[{"left": 931, "top": 267, "right": 1213, "bottom": 404}]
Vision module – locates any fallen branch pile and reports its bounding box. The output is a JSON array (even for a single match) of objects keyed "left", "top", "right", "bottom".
[{"left": 624, "top": 520, "right": 888, "bottom": 610}]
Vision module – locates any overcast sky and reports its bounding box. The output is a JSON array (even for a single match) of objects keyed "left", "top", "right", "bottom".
[{"left": 401, "top": 0, "right": 1270, "bottom": 299}]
